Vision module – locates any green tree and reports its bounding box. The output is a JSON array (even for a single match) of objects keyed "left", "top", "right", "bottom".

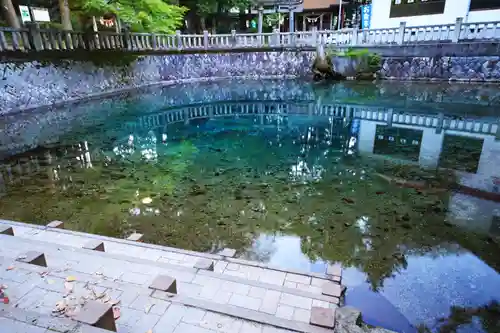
[{"left": 78, "top": 0, "right": 187, "bottom": 33}]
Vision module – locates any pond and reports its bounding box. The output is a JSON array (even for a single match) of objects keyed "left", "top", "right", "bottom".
[{"left": 1, "top": 80, "right": 500, "bottom": 333}]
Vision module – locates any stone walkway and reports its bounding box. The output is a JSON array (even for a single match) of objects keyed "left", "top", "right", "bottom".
[{"left": 0, "top": 219, "right": 391, "bottom": 333}]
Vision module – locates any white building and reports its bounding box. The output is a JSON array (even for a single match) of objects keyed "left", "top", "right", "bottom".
[{"left": 370, "top": 0, "right": 500, "bottom": 29}]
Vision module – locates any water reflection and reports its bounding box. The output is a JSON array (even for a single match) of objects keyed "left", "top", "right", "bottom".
[{"left": 1, "top": 97, "right": 500, "bottom": 332}]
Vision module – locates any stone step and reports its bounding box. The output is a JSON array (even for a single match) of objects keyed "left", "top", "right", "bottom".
[
  {"left": 0, "top": 303, "right": 110, "bottom": 333},
  {"left": 0, "top": 254, "right": 336, "bottom": 333},
  {"left": 0, "top": 234, "right": 340, "bottom": 332},
  {"left": 0, "top": 222, "right": 344, "bottom": 302},
  {"left": 0, "top": 219, "right": 342, "bottom": 287}
]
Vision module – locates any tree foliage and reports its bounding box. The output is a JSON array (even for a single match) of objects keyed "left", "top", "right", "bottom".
[{"left": 77, "top": 0, "right": 188, "bottom": 33}]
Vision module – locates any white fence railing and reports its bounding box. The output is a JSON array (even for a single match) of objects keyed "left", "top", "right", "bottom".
[{"left": 1, "top": 17, "right": 500, "bottom": 52}]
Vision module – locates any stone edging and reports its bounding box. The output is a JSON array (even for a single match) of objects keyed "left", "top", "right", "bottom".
[
  {"left": 152, "top": 291, "right": 334, "bottom": 333},
  {"left": 4, "top": 74, "right": 300, "bottom": 115},
  {"left": 0, "top": 219, "right": 333, "bottom": 281}
]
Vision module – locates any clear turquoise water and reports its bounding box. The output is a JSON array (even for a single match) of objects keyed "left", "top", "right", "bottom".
[{"left": 1, "top": 80, "right": 500, "bottom": 332}]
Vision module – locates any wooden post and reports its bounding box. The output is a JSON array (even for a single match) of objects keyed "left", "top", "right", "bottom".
[
  {"left": 453, "top": 17, "right": 463, "bottom": 43},
  {"left": 397, "top": 21, "right": 406, "bottom": 45},
  {"left": 203, "top": 30, "right": 209, "bottom": 49}
]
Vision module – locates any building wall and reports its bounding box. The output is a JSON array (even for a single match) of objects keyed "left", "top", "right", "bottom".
[{"left": 370, "top": 0, "right": 500, "bottom": 29}]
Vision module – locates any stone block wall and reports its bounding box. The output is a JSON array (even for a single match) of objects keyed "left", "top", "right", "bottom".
[
  {"left": 0, "top": 52, "right": 315, "bottom": 114},
  {"left": 379, "top": 56, "right": 500, "bottom": 81},
  {"left": 1, "top": 50, "right": 500, "bottom": 115}
]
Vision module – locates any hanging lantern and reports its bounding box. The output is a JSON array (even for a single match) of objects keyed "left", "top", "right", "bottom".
[{"left": 99, "top": 17, "right": 115, "bottom": 28}]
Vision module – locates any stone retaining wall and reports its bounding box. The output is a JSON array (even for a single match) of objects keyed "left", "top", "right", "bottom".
[
  {"left": 0, "top": 52, "right": 315, "bottom": 114},
  {"left": 1, "top": 50, "right": 500, "bottom": 114}
]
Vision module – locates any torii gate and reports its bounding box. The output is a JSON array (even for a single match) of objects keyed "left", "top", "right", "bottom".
[{"left": 252, "top": 0, "right": 304, "bottom": 33}]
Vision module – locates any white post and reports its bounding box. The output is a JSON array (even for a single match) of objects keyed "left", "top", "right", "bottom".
[
  {"left": 312, "top": 26, "right": 318, "bottom": 47},
  {"left": 203, "top": 30, "right": 209, "bottom": 49},
  {"left": 397, "top": 21, "right": 406, "bottom": 44},
  {"left": 337, "top": 0, "right": 343, "bottom": 30},
  {"left": 453, "top": 17, "right": 463, "bottom": 43},
  {"left": 351, "top": 27, "right": 358, "bottom": 46}
]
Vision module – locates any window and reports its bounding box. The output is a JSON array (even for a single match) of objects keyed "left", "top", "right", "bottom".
[
  {"left": 469, "top": 0, "right": 500, "bottom": 11},
  {"left": 389, "top": 0, "right": 446, "bottom": 18}
]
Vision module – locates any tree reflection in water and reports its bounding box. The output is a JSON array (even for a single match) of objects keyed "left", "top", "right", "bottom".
[{"left": 1, "top": 99, "right": 500, "bottom": 331}]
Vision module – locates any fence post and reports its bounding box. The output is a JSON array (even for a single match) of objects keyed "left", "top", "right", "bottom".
[
  {"left": 453, "top": 17, "right": 463, "bottom": 43},
  {"left": 351, "top": 27, "right": 358, "bottom": 46},
  {"left": 231, "top": 29, "right": 236, "bottom": 48},
  {"left": 151, "top": 33, "right": 157, "bottom": 50},
  {"left": 26, "top": 22, "right": 43, "bottom": 51},
  {"left": 272, "top": 28, "right": 280, "bottom": 47},
  {"left": 203, "top": 30, "right": 209, "bottom": 49},
  {"left": 176, "top": 30, "right": 182, "bottom": 50},
  {"left": 122, "top": 28, "right": 130, "bottom": 50},
  {"left": 397, "top": 21, "right": 406, "bottom": 44},
  {"left": 312, "top": 26, "right": 318, "bottom": 47}
]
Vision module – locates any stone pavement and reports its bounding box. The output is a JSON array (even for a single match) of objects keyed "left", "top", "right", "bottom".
[{"left": 0, "top": 220, "right": 393, "bottom": 333}]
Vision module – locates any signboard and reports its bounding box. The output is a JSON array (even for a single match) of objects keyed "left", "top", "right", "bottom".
[
  {"left": 19, "top": 5, "right": 32, "bottom": 23},
  {"left": 360, "top": 4, "right": 372, "bottom": 29},
  {"left": 31, "top": 7, "right": 51, "bottom": 22}
]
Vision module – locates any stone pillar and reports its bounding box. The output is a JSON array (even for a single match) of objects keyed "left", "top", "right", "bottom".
[
  {"left": 289, "top": 9, "right": 294, "bottom": 33},
  {"left": 26, "top": 22, "right": 43, "bottom": 51},
  {"left": 397, "top": 21, "right": 406, "bottom": 44},
  {"left": 302, "top": 15, "right": 306, "bottom": 31},
  {"left": 453, "top": 17, "right": 463, "bottom": 43},
  {"left": 258, "top": 6, "right": 264, "bottom": 34}
]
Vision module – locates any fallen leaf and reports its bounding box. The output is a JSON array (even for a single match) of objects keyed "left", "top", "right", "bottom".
[
  {"left": 95, "top": 272, "right": 103, "bottom": 276},
  {"left": 375, "top": 191, "right": 385, "bottom": 195},
  {"left": 54, "top": 300, "right": 67, "bottom": 313},
  {"left": 113, "top": 307, "right": 121, "bottom": 320},
  {"left": 66, "top": 276, "right": 76, "bottom": 282},
  {"left": 6, "top": 266, "right": 14, "bottom": 271},
  {"left": 342, "top": 197, "right": 354, "bottom": 204},
  {"left": 64, "top": 282, "right": 74, "bottom": 293}
]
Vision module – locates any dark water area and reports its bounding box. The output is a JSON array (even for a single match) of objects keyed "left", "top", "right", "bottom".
[{"left": 1, "top": 80, "right": 500, "bottom": 333}]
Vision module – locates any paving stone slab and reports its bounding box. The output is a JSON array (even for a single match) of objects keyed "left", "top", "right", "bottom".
[
  {"left": 83, "top": 240, "right": 106, "bottom": 252},
  {"left": 322, "top": 282, "right": 343, "bottom": 298},
  {"left": 150, "top": 275, "right": 177, "bottom": 293},
  {"left": 75, "top": 300, "right": 117, "bottom": 332},
  {"left": 47, "top": 220, "right": 65, "bottom": 229},
  {"left": 194, "top": 259, "right": 214, "bottom": 271},
  {"left": 16, "top": 251, "right": 47, "bottom": 267},
  {"left": 310, "top": 307, "right": 335, "bottom": 329},
  {"left": 126, "top": 233, "right": 143, "bottom": 242},
  {"left": 0, "top": 225, "right": 14, "bottom": 236},
  {"left": 218, "top": 248, "right": 237, "bottom": 257}
]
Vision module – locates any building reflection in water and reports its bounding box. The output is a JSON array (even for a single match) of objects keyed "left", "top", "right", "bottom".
[{"left": 1, "top": 101, "right": 500, "bottom": 236}]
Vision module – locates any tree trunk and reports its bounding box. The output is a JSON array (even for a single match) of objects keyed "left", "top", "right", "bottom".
[
  {"left": 58, "top": 0, "right": 72, "bottom": 30},
  {"left": 1, "top": 0, "right": 20, "bottom": 29}
]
